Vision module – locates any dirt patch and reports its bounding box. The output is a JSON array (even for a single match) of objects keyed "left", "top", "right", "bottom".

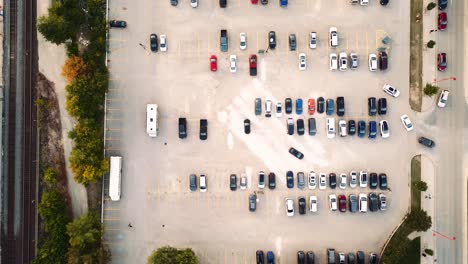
[{"left": 409, "top": 0, "right": 423, "bottom": 112}]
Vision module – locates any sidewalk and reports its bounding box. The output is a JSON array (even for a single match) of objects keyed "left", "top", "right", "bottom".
[{"left": 420, "top": 155, "right": 437, "bottom": 263}]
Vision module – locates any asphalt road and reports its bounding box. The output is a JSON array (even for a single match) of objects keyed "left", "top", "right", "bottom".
[{"left": 419, "top": 0, "right": 467, "bottom": 262}]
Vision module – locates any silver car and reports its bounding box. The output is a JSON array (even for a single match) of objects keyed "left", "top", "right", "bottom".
[
  {"left": 319, "top": 173, "right": 327, "bottom": 190},
  {"left": 297, "top": 172, "right": 305, "bottom": 189},
  {"left": 350, "top": 53, "right": 358, "bottom": 69},
  {"left": 308, "top": 171, "right": 316, "bottom": 189},
  {"left": 379, "top": 193, "right": 387, "bottom": 210},
  {"left": 349, "top": 171, "right": 358, "bottom": 188}
]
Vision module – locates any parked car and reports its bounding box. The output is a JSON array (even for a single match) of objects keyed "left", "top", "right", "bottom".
[
  {"left": 338, "top": 195, "right": 347, "bottom": 212},
  {"left": 229, "top": 55, "right": 237, "bottom": 73},
  {"left": 400, "top": 114, "right": 414, "bottom": 131},
  {"left": 359, "top": 193, "right": 367, "bottom": 213},
  {"left": 285, "top": 98, "right": 293, "bottom": 114},
  {"left": 190, "top": 174, "right": 197, "bottom": 192},
  {"left": 329, "top": 53, "right": 338, "bottom": 71},
  {"left": 326, "top": 99, "right": 334, "bottom": 115},
  {"left": 160, "top": 34, "right": 167, "bottom": 52},
  {"left": 244, "top": 119, "right": 251, "bottom": 134},
  {"left": 339, "top": 120, "right": 347, "bottom": 137},
  {"left": 299, "top": 53, "right": 307, "bottom": 70},
  {"left": 369, "top": 253, "right": 379, "bottom": 264},
  {"left": 379, "top": 51, "right": 388, "bottom": 70},
  {"left": 419, "top": 137, "right": 435, "bottom": 148},
  {"left": 256, "top": 251, "right": 264, "bottom": 263},
  {"left": 328, "top": 249, "right": 337, "bottom": 264},
  {"left": 210, "top": 55, "right": 218, "bottom": 71},
  {"left": 255, "top": 98, "right": 262, "bottom": 115},
  {"left": 200, "top": 174, "right": 207, "bottom": 192},
  {"left": 240, "top": 175, "right": 247, "bottom": 190},
  {"left": 178, "top": 118, "right": 187, "bottom": 139},
  {"left": 317, "top": 97, "right": 325, "bottom": 114},
  {"left": 369, "top": 53, "right": 378, "bottom": 71},
  {"left": 171, "top": 0, "right": 178, "bottom": 6},
  {"left": 308, "top": 171, "right": 316, "bottom": 189},
  {"left": 378, "top": 98, "right": 387, "bottom": 115},
  {"left": 437, "top": 53, "right": 447, "bottom": 71},
  {"left": 336, "top": 97, "right": 345, "bottom": 116},
  {"left": 230, "top": 174, "right": 237, "bottom": 191},
  {"left": 276, "top": 102, "right": 282, "bottom": 117},
  {"left": 289, "top": 33, "right": 297, "bottom": 51},
  {"left": 379, "top": 173, "right": 388, "bottom": 190},
  {"left": 249, "top": 193, "right": 257, "bottom": 211},
  {"left": 309, "top": 32, "right": 317, "bottom": 49},
  {"left": 327, "top": 118, "right": 336, "bottom": 139},
  {"left": 297, "top": 172, "right": 305, "bottom": 189},
  {"left": 286, "top": 198, "right": 294, "bottom": 216},
  {"left": 437, "top": 90, "right": 449, "bottom": 107},
  {"left": 297, "top": 251, "right": 305, "bottom": 264},
  {"left": 286, "top": 171, "right": 294, "bottom": 188},
  {"left": 287, "top": 118, "right": 294, "bottom": 135},
  {"left": 350, "top": 171, "right": 358, "bottom": 188},
  {"left": 329, "top": 194, "right": 338, "bottom": 211},
  {"left": 339, "top": 173, "right": 347, "bottom": 189},
  {"left": 359, "top": 171, "right": 368, "bottom": 188},
  {"left": 329, "top": 27, "right": 339, "bottom": 47},
  {"left": 265, "top": 99, "right": 272, "bottom": 117},
  {"left": 289, "top": 147, "right": 304, "bottom": 160},
  {"left": 379, "top": 193, "right": 387, "bottom": 211},
  {"left": 439, "top": 0, "right": 448, "bottom": 10},
  {"left": 298, "top": 197, "right": 306, "bottom": 215},
  {"left": 240, "top": 32, "right": 247, "bottom": 50},
  {"left": 309, "top": 196, "right": 318, "bottom": 212},
  {"left": 109, "top": 20, "right": 127, "bottom": 28},
  {"left": 348, "top": 120, "right": 356, "bottom": 135},
  {"left": 296, "top": 99, "right": 303, "bottom": 114},
  {"left": 356, "top": 251, "right": 365, "bottom": 264},
  {"left": 368, "top": 121, "right": 377, "bottom": 139},
  {"left": 297, "top": 119, "right": 305, "bottom": 135},
  {"left": 307, "top": 251, "right": 315, "bottom": 264},
  {"left": 339, "top": 52, "right": 348, "bottom": 71},
  {"left": 369, "top": 192, "right": 379, "bottom": 212},
  {"left": 308, "top": 118, "right": 316, "bottom": 135},
  {"left": 308, "top": 99, "right": 315, "bottom": 115},
  {"left": 258, "top": 171, "right": 265, "bottom": 189},
  {"left": 268, "top": 31, "right": 276, "bottom": 49},
  {"left": 329, "top": 173, "right": 337, "bottom": 189},
  {"left": 249, "top": 54, "right": 257, "bottom": 76},
  {"left": 190, "top": 0, "right": 198, "bottom": 7},
  {"left": 319, "top": 173, "right": 327, "bottom": 190},
  {"left": 383, "top": 84, "right": 400, "bottom": 97},
  {"left": 438, "top": 12, "right": 448, "bottom": 31},
  {"left": 266, "top": 251, "right": 274, "bottom": 264},
  {"left": 150, "top": 34, "right": 158, "bottom": 52},
  {"left": 348, "top": 253, "right": 356, "bottom": 264},
  {"left": 370, "top": 173, "right": 378, "bottom": 189},
  {"left": 199, "top": 119, "right": 208, "bottom": 140},
  {"left": 350, "top": 52, "right": 358, "bottom": 69},
  {"left": 349, "top": 194, "right": 358, "bottom": 213},
  {"left": 368, "top": 97, "right": 377, "bottom": 116},
  {"left": 268, "top": 173, "right": 276, "bottom": 189},
  {"left": 379, "top": 120, "right": 390, "bottom": 138},
  {"left": 358, "top": 121, "right": 366, "bottom": 138}
]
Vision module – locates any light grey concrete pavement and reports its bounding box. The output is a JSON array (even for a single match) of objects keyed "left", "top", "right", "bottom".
[
  {"left": 419, "top": 0, "right": 468, "bottom": 263},
  {"left": 37, "top": 0, "right": 88, "bottom": 217}
]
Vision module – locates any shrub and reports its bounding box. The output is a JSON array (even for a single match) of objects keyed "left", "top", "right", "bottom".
[
  {"left": 425, "top": 248, "right": 434, "bottom": 256},
  {"left": 62, "top": 56, "right": 89, "bottom": 84},
  {"left": 414, "top": 180, "right": 428, "bottom": 192},
  {"left": 427, "top": 40, "right": 436, "bottom": 48},
  {"left": 43, "top": 167, "right": 58, "bottom": 189},
  {"left": 427, "top": 2, "right": 437, "bottom": 10},
  {"left": 148, "top": 246, "right": 198, "bottom": 264},
  {"left": 424, "top": 83, "right": 439, "bottom": 97},
  {"left": 407, "top": 209, "right": 432, "bottom": 232}
]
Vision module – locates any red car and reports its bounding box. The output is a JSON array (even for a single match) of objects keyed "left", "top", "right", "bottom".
[
  {"left": 437, "top": 53, "right": 447, "bottom": 71},
  {"left": 251, "top": 0, "right": 258, "bottom": 3},
  {"left": 249, "top": 54, "right": 257, "bottom": 76},
  {"left": 438, "top": 12, "right": 447, "bottom": 30},
  {"left": 307, "top": 99, "right": 315, "bottom": 115},
  {"left": 338, "top": 195, "right": 347, "bottom": 213},
  {"left": 210, "top": 55, "right": 217, "bottom": 72}
]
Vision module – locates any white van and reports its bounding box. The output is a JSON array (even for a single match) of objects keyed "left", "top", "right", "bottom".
[
  {"left": 265, "top": 99, "right": 272, "bottom": 117},
  {"left": 109, "top": 156, "right": 122, "bottom": 201},
  {"left": 359, "top": 193, "right": 368, "bottom": 213},
  {"left": 329, "top": 27, "right": 338, "bottom": 48},
  {"left": 200, "top": 174, "right": 207, "bottom": 192},
  {"left": 327, "top": 118, "right": 336, "bottom": 138}
]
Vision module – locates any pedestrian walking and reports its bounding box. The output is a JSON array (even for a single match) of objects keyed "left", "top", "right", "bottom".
[
  {"left": 128, "top": 223, "right": 133, "bottom": 228},
  {"left": 139, "top": 43, "right": 146, "bottom": 50}
]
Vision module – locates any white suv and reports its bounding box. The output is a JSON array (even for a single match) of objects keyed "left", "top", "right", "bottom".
[
  {"left": 339, "top": 120, "right": 347, "bottom": 137},
  {"left": 329, "top": 194, "right": 338, "bottom": 211},
  {"left": 438, "top": 90, "right": 449, "bottom": 107},
  {"left": 359, "top": 193, "right": 368, "bottom": 213},
  {"left": 308, "top": 171, "right": 316, "bottom": 189},
  {"left": 359, "top": 171, "right": 368, "bottom": 188},
  {"left": 339, "top": 173, "right": 347, "bottom": 189},
  {"left": 319, "top": 173, "right": 327, "bottom": 190},
  {"left": 339, "top": 52, "right": 348, "bottom": 71},
  {"left": 329, "top": 53, "right": 338, "bottom": 71},
  {"left": 286, "top": 198, "right": 294, "bottom": 216},
  {"left": 309, "top": 32, "right": 317, "bottom": 49},
  {"left": 369, "top": 54, "right": 378, "bottom": 71},
  {"left": 329, "top": 27, "right": 338, "bottom": 48},
  {"left": 327, "top": 118, "right": 336, "bottom": 139}
]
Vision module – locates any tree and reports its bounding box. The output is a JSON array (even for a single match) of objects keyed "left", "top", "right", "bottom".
[
  {"left": 414, "top": 180, "right": 428, "bottom": 192},
  {"left": 427, "top": 40, "right": 436, "bottom": 48},
  {"left": 407, "top": 209, "right": 432, "bottom": 232},
  {"left": 424, "top": 83, "right": 439, "bottom": 97},
  {"left": 43, "top": 167, "right": 58, "bottom": 189},
  {"left": 62, "top": 56, "right": 88, "bottom": 83},
  {"left": 148, "top": 246, "right": 198, "bottom": 264},
  {"left": 37, "top": 5, "right": 72, "bottom": 45},
  {"left": 427, "top": 2, "right": 437, "bottom": 10}
]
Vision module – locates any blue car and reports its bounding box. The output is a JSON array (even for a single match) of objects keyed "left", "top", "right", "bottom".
[
  {"left": 326, "top": 99, "right": 334, "bottom": 116},
  {"left": 286, "top": 171, "right": 294, "bottom": 188},
  {"left": 358, "top": 120, "right": 366, "bottom": 138},
  {"left": 368, "top": 121, "right": 377, "bottom": 139},
  {"left": 266, "top": 251, "right": 275, "bottom": 264},
  {"left": 295, "top": 99, "right": 303, "bottom": 115},
  {"left": 280, "top": 0, "right": 288, "bottom": 7}
]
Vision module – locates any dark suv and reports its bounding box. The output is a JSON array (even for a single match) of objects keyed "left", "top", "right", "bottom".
[
  {"left": 109, "top": 20, "right": 127, "bottom": 28},
  {"left": 230, "top": 174, "right": 237, "bottom": 191},
  {"left": 268, "top": 173, "right": 276, "bottom": 189},
  {"left": 199, "top": 119, "right": 208, "bottom": 140},
  {"left": 368, "top": 97, "right": 377, "bottom": 116},
  {"left": 369, "top": 193, "right": 379, "bottom": 212},
  {"left": 297, "top": 119, "right": 305, "bottom": 135},
  {"left": 317, "top": 97, "right": 325, "bottom": 114},
  {"left": 378, "top": 98, "right": 387, "bottom": 115},
  {"left": 379, "top": 51, "right": 388, "bottom": 70},
  {"left": 285, "top": 98, "right": 293, "bottom": 114},
  {"left": 178, "top": 118, "right": 187, "bottom": 139},
  {"left": 370, "top": 173, "right": 378, "bottom": 189},
  {"left": 329, "top": 173, "right": 337, "bottom": 189},
  {"left": 268, "top": 31, "right": 276, "bottom": 49},
  {"left": 336, "top": 97, "right": 345, "bottom": 116},
  {"left": 219, "top": 0, "right": 227, "bottom": 7},
  {"left": 289, "top": 34, "right": 297, "bottom": 51}
]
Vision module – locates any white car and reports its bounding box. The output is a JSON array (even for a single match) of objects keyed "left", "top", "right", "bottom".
[
  {"left": 349, "top": 171, "right": 357, "bottom": 188},
  {"left": 327, "top": 118, "right": 336, "bottom": 138},
  {"left": 339, "top": 120, "right": 347, "bottom": 137},
  {"left": 258, "top": 171, "right": 265, "bottom": 189},
  {"left": 339, "top": 173, "right": 347, "bottom": 189},
  {"left": 360, "top": 0, "right": 369, "bottom": 5},
  {"left": 400, "top": 114, "right": 414, "bottom": 131},
  {"left": 350, "top": 52, "right": 358, "bottom": 69},
  {"left": 329, "top": 27, "right": 338, "bottom": 48},
  {"left": 191, "top": 0, "right": 198, "bottom": 7},
  {"left": 359, "top": 171, "right": 368, "bottom": 188},
  {"left": 308, "top": 171, "right": 316, "bottom": 189},
  {"left": 359, "top": 193, "right": 368, "bottom": 213},
  {"left": 329, "top": 53, "right": 338, "bottom": 71},
  {"left": 319, "top": 173, "right": 327, "bottom": 190},
  {"left": 437, "top": 90, "right": 449, "bottom": 107},
  {"left": 229, "top": 55, "right": 237, "bottom": 73},
  {"left": 240, "top": 32, "right": 247, "bottom": 50},
  {"left": 265, "top": 100, "right": 273, "bottom": 117},
  {"left": 383, "top": 84, "right": 401, "bottom": 97},
  {"left": 160, "top": 34, "right": 167, "bottom": 52},
  {"left": 309, "top": 196, "right": 318, "bottom": 212},
  {"left": 309, "top": 32, "right": 317, "bottom": 49},
  {"left": 299, "top": 53, "right": 307, "bottom": 70},
  {"left": 339, "top": 52, "right": 348, "bottom": 71},
  {"left": 379, "top": 120, "right": 390, "bottom": 138},
  {"left": 369, "top": 53, "right": 378, "bottom": 71},
  {"left": 286, "top": 198, "right": 294, "bottom": 216},
  {"left": 276, "top": 102, "right": 282, "bottom": 117},
  {"left": 379, "top": 193, "right": 387, "bottom": 211},
  {"left": 240, "top": 175, "right": 247, "bottom": 190},
  {"left": 329, "top": 194, "right": 338, "bottom": 211}
]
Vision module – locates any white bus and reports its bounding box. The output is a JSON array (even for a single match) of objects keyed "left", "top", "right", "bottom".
[
  {"left": 146, "top": 104, "right": 158, "bottom": 137},
  {"left": 109, "top": 156, "right": 122, "bottom": 201}
]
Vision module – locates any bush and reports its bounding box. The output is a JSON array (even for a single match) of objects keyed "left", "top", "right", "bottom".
[
  {"left": 424, "top": 83, "right": 439, "bottom": 97},
  {"left": 427, "top": 40, "right": 436, "bottom": 48},
  {"left": 414, "top": 180, "right": 428, "bottom": 192},
  {"left": 427, "top": 2, "right": 437, "bottom": 10},
  {"left": 65, "top": 40, "right": 80, "bottom": 57},
  {"left": 43, "top": 167, "right": 59, "bottom": 189},
  {"left": 62, "top": 56, "right": 89, "bottom": 84},
  {"left": 424, "top": 248, "right": 434, "bottom": 256},
  {"left": 148, "top": 246, "right": 198, "bottom": 264},
  {"left": 407, "top": 209, "right": 432, "bottom": 232}
]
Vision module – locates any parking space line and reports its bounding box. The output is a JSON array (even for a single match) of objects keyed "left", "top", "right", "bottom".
[
  {"left": 365, "top": 32, "right": 369, "bottom": 58},
  {"left": 197, "top": 34, "right": 200, "bottom": 60},
  {"left": 285, "top": 33, "right": 288, "bottom": 53},
  {"left": 224, "top": 248, "right": 227, "bottom": 264},
  {"left": 346, "top": 32, "right": 349, "bottom": 51},
  {"left": 244, "top": 249, "right": 247, "bottom": 264},
  {"left": 104, "top": 207, "right": 120, "bottom": 211},
  {"left": 103, "top": 218, "right": 120, "bottom": 221},
  {"left": 256, "top": 32, "right": 259, "bottom": 52},
  {"left": 105, "top": 148, "right": 121, "bottom": 151},
  {"left": 178, "top": 39, "right": 181, "bottom": 59},
  {"left": 356, "top": 32, "right": 359, "bottom": 50},
  {"left": 105, "top": 228, "right": 121, "bottom": 231},
  {"left": 106, "top": 118, "right": 122, "bottom": 121}
]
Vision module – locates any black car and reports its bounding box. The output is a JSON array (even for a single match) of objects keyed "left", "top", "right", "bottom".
[
  {"left": 256, "top": 250, "right": 264, "bottom": 264},
  {"left": 379, "top": 51, "right": 388, "bottom": 70},
  {"left": 287, "top": 118, "right": 294, "bottom": 135},
  {"left": 298, "top": 197, "right": 306, "bottom": 215},
  {"left": 356, "top": 251, "right": 365, "bottom": 264},
  {"left": 380, "top": 0, "right": 388, "bottom": 5},
  {"left": 297, "top": 119, "right": 305, "bottom": 135},
  {"left": 369, "top": 253, "right": 379, "bottom": 264},
  {"left": 418, "top": 137, "right": 435, "bottom": 148},
  {"left": 289, "top": 34, "right": 297, "bottom": 51},
  {"left": 348, "top": 253, "right": 356, "bottom": 264},
  {"left": 150, "top": 34, "right": 158, "bottom": 52},
  {"left": 230, "top": 174, "right": 237, "bottom": 191},
  {"left": 199, "top": 119, "right": 208, "bottom": 140},
  {"left": 378, "top": 98, "right": 387, "bottom": 115},
  {"left": 369, "top": 193, "right": 379, "bottom": 212},
  {"left": 379, "top": 173, "right": 388, "bottom": 190},
  {"left": 438, "top": 0, "right": 447, "bottom": 10},
  {"left": 348, "top": 120, "right": 356, "bottom": 135},
  {"left": 178, "top": 118, "right": 187, "bottom": 139},
  {"left": 109, "top": 20, "right": 127, "bottom": 28},
  {"left": 285, "top": 98, "right": 293, "bottom": 114},
  {"left": 317, "top": 97, "right": 325, "bottom": 114},
  {"left": 219, "top": 0, "right": 227, "bottom": 7},
  {"left": 370, "top": 173, "right": 378, "bottom": 189},
  {"left": 336, "top": 97, "right": 345, "bottom": 116},
  {"left": 268, "top": 173, "right": 276, "bottom": 189},
  {"left": 261, "top": 0, "right": 268, "bottom": 4},
  {"left": 307, "top": 251, "right": 315, "bottom": 264},
  {"left": 244, "top": 119, "right": 251, "bottom": 134},
  {"left": 297, "top": 251, "right": 305, "bottom": 264},
  {"left": 286, "top": 171, "right": 294, "bottom": 188},
  {"left": 329, "top": 173, "right": 337, "bottom": 189},
  {"left": 368, "top": 97, "right": 377, "bottom": 116},
  {"left": 268, "top": 31, "right": 276, "bottom": 49},
  {"left": 249, "top": 194, "right": 257, "bottom": 212},
  {"left": 289, "top": 147, "right": 304, "bottom": 160}
]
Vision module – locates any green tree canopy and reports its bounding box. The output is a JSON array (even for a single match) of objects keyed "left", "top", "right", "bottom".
[
  {"left": 148, "top": 246, "right": 198, "bottom": 264},
  {"left": 414, "top": 180, "right": 428, "bottom": 192},
  {"left": 407, "top": 209, "right": 432, "bottom": 232}
]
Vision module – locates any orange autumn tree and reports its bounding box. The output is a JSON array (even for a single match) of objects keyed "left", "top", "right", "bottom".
[{"left": 61, "top": 56, "right": 88, "bottom": 83}]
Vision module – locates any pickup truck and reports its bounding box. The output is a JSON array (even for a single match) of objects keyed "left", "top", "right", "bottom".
[
  {"left": 249, "top": 54, "right": 257, "bottom": 76},
  {"left": 220, "top": 29, "right": 228, "bottom": 52}
]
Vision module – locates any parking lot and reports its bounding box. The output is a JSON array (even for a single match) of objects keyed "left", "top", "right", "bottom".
[{"left": 103, "top": 0, "right": 412, "bottom": 263}]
